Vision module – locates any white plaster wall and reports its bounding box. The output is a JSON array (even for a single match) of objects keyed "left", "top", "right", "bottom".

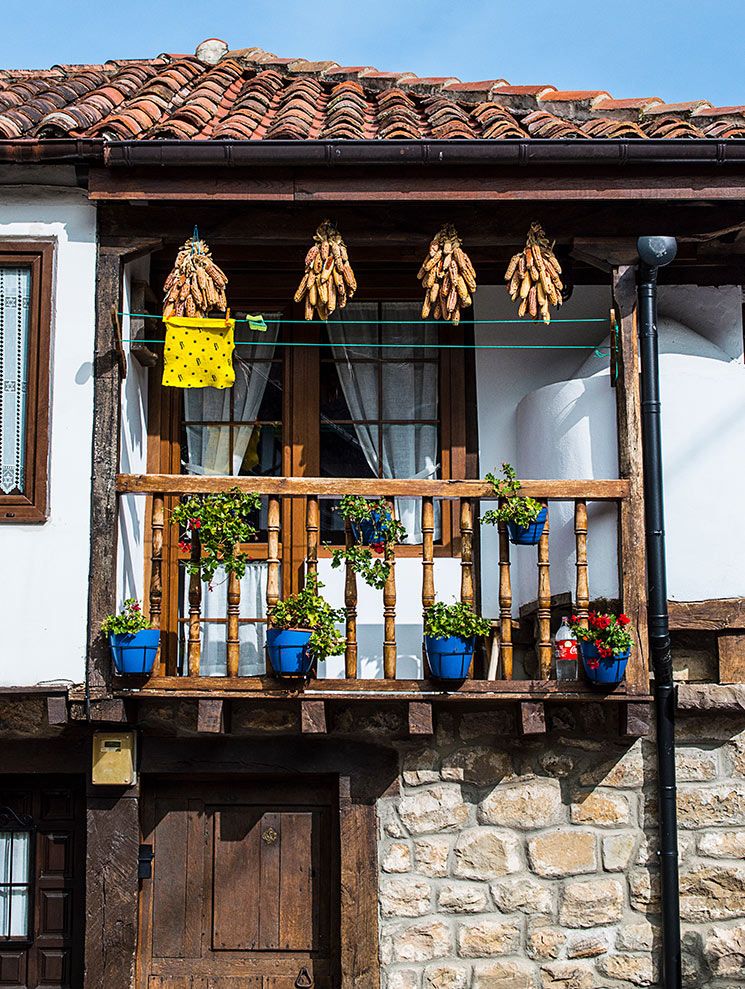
[{"left": 0, "top": 187, "right": 96, "bottom": 686}]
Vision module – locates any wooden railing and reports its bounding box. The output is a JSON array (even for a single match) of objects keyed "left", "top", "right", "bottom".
[{"left": 116, "top": 474, "right": 647, "bottom": 695}]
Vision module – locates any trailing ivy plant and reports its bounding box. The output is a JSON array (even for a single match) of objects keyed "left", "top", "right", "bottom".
[
  {"left": 101, "top": 599, "right": 151, "bottom": 636},
  {"left": 268, "top": 576, "right": 346, "bottom": 660},
  {"left": 171, "top": 488, "right": 262, "bottom": 585},
  {"left": 424, "top": 601, "right": 491, "bottom": 640},
  {"left": 479, "top": 462, "right": 543, "bottom": 529},
  {"left": 329, "top": 495, "right": 408, "bottom": 591}
]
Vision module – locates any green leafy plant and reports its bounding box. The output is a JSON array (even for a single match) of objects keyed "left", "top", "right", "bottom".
[
  {"left": 269, "top": 577, "right": 346, "bottom": 660},
  {"left": 424, "top": 601, "right": 491, "bottom": 640},
  {"left": 101, "top": 599, "right": 151, "bottom": 636},
  {"left": 329, "top": 495, "right": 408, "bottom": 591},
  {"left": 568, "top": 611, "right": 633, "bottom": 667},
  {"left": 480, "top": 463, "right": 543, "bottom": 529},
  {"left": 171, "top": 488, "right": 262, "bottom": 585}
]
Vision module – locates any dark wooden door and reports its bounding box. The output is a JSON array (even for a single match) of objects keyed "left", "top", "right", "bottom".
[
  {"left": 138, "top": 779, "right": 339, "bottom": 989},
  {"left": 0, "top": 777, "right": 84, "bottom": 989}
]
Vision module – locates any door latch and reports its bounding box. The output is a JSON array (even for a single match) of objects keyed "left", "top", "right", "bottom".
[
  {"left": 295, "top": 967, "right": 313, "bottom": 988},
  {"left": 138, "top": 844, "right": 154, "bottom": 879}
]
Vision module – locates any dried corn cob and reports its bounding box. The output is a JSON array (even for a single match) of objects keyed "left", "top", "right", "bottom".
[
  {"left": 295, "top": 221, "right": 356, "bottom": 320},
  {"left": 504, "top": 222, "right": 564, "bottom": 324},
  {"left": 417, "top": 224, "right": 476, "bottom": 326},
  {"left": 163, "top": 235, "right": 228, "bottom": 319}
]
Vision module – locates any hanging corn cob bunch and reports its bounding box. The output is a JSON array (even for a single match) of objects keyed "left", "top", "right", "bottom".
[
  {"left": 418, "top": 224, "right": 477, "bottom": 326},
  {"left": 294, "top": 221, "right": 357, "bottom": 321},
  {"left": 504, "top": 222, "right": 564, "bottom": 324},
  {"left": 162, "top": 233, "right": 228, "bottom": 319}
]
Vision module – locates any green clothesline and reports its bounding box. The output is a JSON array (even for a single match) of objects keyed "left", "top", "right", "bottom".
[
  {"left": 123, "top": 338, "right": 609, "bottom": 355},
  {"left": 119, "top": 311, "right": 609, "bottom": 326}
]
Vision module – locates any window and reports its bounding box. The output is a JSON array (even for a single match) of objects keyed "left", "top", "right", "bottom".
[
  {"left": 0, "top": 242, "right": 53, "bottom": 522},
  {"left": 0, "top": 806, "right": 33, "bottom": 941}
]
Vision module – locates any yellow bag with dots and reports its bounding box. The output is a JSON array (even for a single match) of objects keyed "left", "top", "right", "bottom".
[{"left": 162, "top": 316, "right": 236, "bottom": 389}]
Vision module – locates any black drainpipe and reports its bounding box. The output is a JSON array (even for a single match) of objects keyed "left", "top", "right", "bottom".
[{"left": 637, "top": 236, "right": 681, "bottom": 989}]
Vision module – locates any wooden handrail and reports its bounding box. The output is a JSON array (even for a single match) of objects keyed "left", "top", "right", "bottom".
[{"left": 117, "top": 474, "right": 630, "bottom": 500}]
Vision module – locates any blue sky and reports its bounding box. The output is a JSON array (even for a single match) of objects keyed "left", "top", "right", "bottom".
[{"left": 1, "top": 0, "right": 742, "bottom": 107}]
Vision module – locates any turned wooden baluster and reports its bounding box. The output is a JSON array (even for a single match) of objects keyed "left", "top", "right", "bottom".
[
  {"left": 305, "top": 496, "right": 319, "bottom": 586},
  {"left": 149, "top": 493, "right": 164, "bottom": 676},
  {"left": 344, "top": 518, "right": 358, "bottom": 679},
  {"left": 383, "top": 498, "right": 397, "bottom": 680},
  {"left": 537, "top": 500, "right": 552, "bottom": 679},
  {"left": 421, "top": 497, "right": 435, "bottom": 677},
  {"left": 498, "top": 518, "right": 513, "bottom": 680},
  {"left": 266, "top": 495, "right": 281, "bottom": 675},
  {"left": 459, "top": 498, "right": 475, "bottom": 609},
  {"left": 226, "top": 548, "right": 241, "bottom": 678},
  {"left": 574, "top": 499, "right": 590, "bottom": 628},
  {"left": 188, "top": 529, "right": 202, "bottom": 677}
]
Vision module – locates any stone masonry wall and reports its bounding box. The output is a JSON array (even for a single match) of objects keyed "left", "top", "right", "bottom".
[{"left": 377, "top": 705, "right": 745, "bottom": 988}]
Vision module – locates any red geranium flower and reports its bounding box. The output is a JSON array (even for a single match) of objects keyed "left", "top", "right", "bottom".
[
  {"left": 189, "top": 517, "right": 202, "bottom": 530},
  {"left": 131, "top": 602, "right": 140, "bottom": 612},
  {"left": 370, "top": 541, "right": 385, "bottom": 554},
  {"left": 586, "top": 658, "right": 600, "bottom": 670},
  {"left": 618, "top": 613, "right": 630, "bottom": 626},
  {"left": 178, "top": 539, "right": 190, "bottom": 553}
]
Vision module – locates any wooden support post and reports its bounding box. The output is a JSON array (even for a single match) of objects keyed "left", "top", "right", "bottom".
[
  {"left": 498, "top": 520, "right": 513, "bottom": 680},
  {"left": 344, "top": 519, "right": 358, "bottom": 679},
  {"left": 613, "top": 265, "right": 649, "bottom": 694},
  {"left": 226, "top": 547, "right": 241, "bottom": 679},
  {"left": 306, "top": 495, "right": 319, "bottom": 584},
  {"left": 537, "top": 502, "right": 552, "bottom": 679},
  {"left": 520, "top": 701, "right": 547, "bottom": 735},
  {"left": 718, "top": 632, "right": 745, "bottom": 683},
  {"left": 620, "top": 701, "right": 653, "bottom": 738},
  {"left": 187, "top": 530, "right": 202, "bottom": 678},
  {"left": 266, "top": 495, "right": 281, "bottom": 675},
  {"left": 408, "top": 702, "right": 434, "bottom": 736},
  {"left": 574, "top": 499, "right": 589, "bottom": 626},
  {"left": 301, "top": 700, "right": 327, "bottom": 733},
  {"left": 197, "top": 698, "right": 225, "bottom": 734},
  {"left": 383, "top": 499, "right": 397, "bottom": 680},
  {"left": 46, "top": 695, "right": 68, "bottom": 726},
  {"left": 149, "top": 493, "right": 165, "bottom": 676}
]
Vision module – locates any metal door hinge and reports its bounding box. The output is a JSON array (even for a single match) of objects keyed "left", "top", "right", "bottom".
[{"left": 138, "top": 844, "right": 154, "bottom": 879}]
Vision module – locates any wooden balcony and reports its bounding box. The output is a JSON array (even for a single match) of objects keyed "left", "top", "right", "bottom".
[{"left": 115, "top": 474, "right": 650, "bottom": 707}]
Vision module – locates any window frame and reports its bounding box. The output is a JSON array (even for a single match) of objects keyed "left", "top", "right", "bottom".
[
  {"left": 0, "top": 805, "right": 35, "bottom": 944},
  {"left": 0, "top": 241, "right": 54, "bottom": 523}
]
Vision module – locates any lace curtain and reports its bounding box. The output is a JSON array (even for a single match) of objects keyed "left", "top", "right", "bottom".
[
  {"left": 0, "top": 830, "right": 30, "bottom": 938},
  {"left": 0, "top": 267, "right": 31, "bottom": 495}
]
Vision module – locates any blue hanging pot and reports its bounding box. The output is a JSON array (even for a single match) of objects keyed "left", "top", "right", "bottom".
[
  {"left": 352, "top": 508, "right": 392, "bottom": 547},
  {"left": 580, "top": 642, "right": 630, "bottom": 685},
  {"left": 506, "top": 507, "right": 548, "bottom": 546},
  {"left": 267, "top": 628, "right": 314, "bottom": 677},
  {"left": 425, "top": 635, "right": 475, "bottom": 681},
  {"left": 109, "top": 630, "right": 160, "bottom": 675}
]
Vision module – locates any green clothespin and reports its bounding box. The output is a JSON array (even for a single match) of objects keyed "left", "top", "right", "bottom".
[{"left": 246, "top": 313, "right": 267, "bottom": 333}]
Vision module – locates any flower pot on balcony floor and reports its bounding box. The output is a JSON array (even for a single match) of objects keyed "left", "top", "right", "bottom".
[
  {"left": 580, "top": 642, "right": 630, "bottom": 685},
  {"left": 425, "top": 634, "right": 475, "bottom": 681},
  {"left": 506, "top": 506, "right": 548, "bottom": 546},
  {"left": 267, "top": 628, "right": 313, "bottom": 677},
  {"left": 110, "top": 630, "right": 160, "bottom": 675}
]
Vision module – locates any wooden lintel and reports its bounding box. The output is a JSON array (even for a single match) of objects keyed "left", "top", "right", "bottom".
[
  {"left": 619, "top": 701, "right": 652, "bottom": 738},
  {"left": 89, "top": 698, "right": 130, "bottom": 723},
  {"left": 519, "top": 701, "right": 547, "bottom": 735},
  {"left": 197, "top": 698, "right": 225, "bottom": 734},
  {"left": 717, "top": 633, "right": 745, "bottom": 684},
  {"left": 669, "top": 597, "right": 745, "bottom": 631},
  {"left": 571, "top": 237, "right": 639, "bottom": 272},
  {"left": 46, "top": 695, "right": 68, "bottom": 726},
  {"left": 408, "top": 702, "right": 434, "bottom": 736},
  {"left": 301, "top": 700, "right": 327, "bottom": 733}
]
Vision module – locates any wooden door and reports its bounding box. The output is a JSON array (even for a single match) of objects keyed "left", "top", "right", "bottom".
[{"left": 138, "top": 779, "right": 339, "bottom": 989}]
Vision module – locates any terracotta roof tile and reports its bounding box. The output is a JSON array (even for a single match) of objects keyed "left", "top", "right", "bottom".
[{"left": 0, "top": 41, "right": 736, "bottom": 143}]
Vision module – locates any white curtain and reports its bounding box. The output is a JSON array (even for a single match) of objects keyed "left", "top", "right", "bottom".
[
  {"left": 327, "top": 302, "right": 439, "bottom": 542},
  {"left": 0, "top": 267, "right": 31, "bottom": 495},
  {"left": 181, "top": 324, "right": 278, "bottom": 676},
  {"left": 0, "top": 831, "right": 30, "bottom": 938}
]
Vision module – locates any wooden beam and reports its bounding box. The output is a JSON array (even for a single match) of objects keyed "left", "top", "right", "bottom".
[
  {"left": 571, "top": 237, "right": 639, "bottom": 272},
  {"left": 619, "top": 701, "right": 652, "bottom": 738},
  {"left": 88, "top": 698, "right": 130, "bottom": 722},
  {"left": 197, "top": 698, "right": 225, "bottom": 733},
  {"left": 300, "top": 700, "right": 327, "bottom": 733},
  {"left": 46, "top": 695, "right": 68, "bottom": 726},
  {"left": 408, "top": 702, "right": 434, "bottom": 736},
  {"left": 718, "top": 633, "right": 745, "bottom": 684},
  {"left": 669, "top": 597, "right": 745, "bottom": 631},
  {"left": 519, "top": 701, "right": 547, "bottom": 735}
]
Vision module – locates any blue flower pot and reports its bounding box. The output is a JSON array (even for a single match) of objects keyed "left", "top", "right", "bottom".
[
  {"left": 352, "top": 509, "right": 392, "bottom": 547},
  {"left": 580, "top": 642, "right": 630, "bottom": 685},
  {"left": 506, "top": 507, "right": 548, "bottom": 546},
  {"left": 109, "top": 630, "right": 160, "bottom": 675},
  {"left": 267, "top": 628, "right": 314, "bottom": 677},
  {"left": 425, "top": 635, "right": 475, "bottom": 681}
]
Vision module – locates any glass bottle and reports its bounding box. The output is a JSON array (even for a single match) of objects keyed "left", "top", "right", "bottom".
[{"left": 554, "top": 617, "right": 578, "bottom": 681}]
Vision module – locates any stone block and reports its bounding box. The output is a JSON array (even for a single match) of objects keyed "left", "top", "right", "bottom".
[
  {"left": 423, "top": 964, "right": 471, "bottom": 989},
  {"left": 526, "top": 924, "right": 566, "bottom": 960},
  {"left": 615, "top": 920, "right": 658, "bottom": 952},
  {"left": 381, "top": 878, "right": 432, "bottom": 917},
  {"left": 565, "top": 932, "right": 609, "bottom": 958},
  {"left": 602, "top": 833, "right": 637, "bottom": 872},
  {"left": 472, "top": 960, "right": 538, "bottom": 989},
  {"left": 398, "top": 784, "right": 470, "bottom": 835},
  {"left": 726, "top": 739, "right": 745, "bottom": 777},
  {"left": 677, "top": 783, "right": 745, "bottom": 829},
  {"left": 628, "top": 867, "right": 661, "bottom": 911},
  {"left": 569, "top": 789, "right": 631, "bottom": 827},
  {"left": 403, "top": 746, "right": 441, "bottom": 786},
  {"left": 674, "top": 748, "right": 719, "bottom": 782},
  {"left": 458, "top": 709, "right": 515, "bottom": 740},
  {"left": 479, "top": 779, "right": 564, "bottom": 829},
  {"left": 527, "top": 830, "right": 597, "bottom": 878},
  {"left": 578, "top": 741, "right": 645, "bottom": 788},
  {"left": 703, "top": 923, "right": 745, "bottom": 979},
  {"left": 537, "top": 751, "right": 575, "bottom": 777},
  {"left": 388, "top": 970, "right": 421, "bottom": 989},
  {"left": 598, "top": 954, "right": 657, "bottom": 987},
  {"left": 559, "top": 878, "right": 624, "bottom": 928},
  {"left": 539, "top": 961, "right": 596, "bottom": 989},
  {"left": 457, "top": 919, "right": 522, "bottom": 957},
  {"left": 491, "top": 877, "right": 555, "bottom": 916},
  {"left": 441, "top": 746, "right": 515, "bottom": 786},
  {"left": 698, "top": 829, "right": 745, "bottom": 859},
  {"left": 390, "top": 920, "right": 453, "bottom": 962},
  {"left": 680, "top": 864, "right": 745, "bottom": 921},
  {"left": 453, "top": 828, "right": 522, "bottom": 880},
  {"left": 414, "top": 836, "right": 451, "bottom": 877},
  {"left": 382, "top": 842, "right": 413, "bottom": 874},
  {"left": 381, "top": 801, "right": 408, "bottom": 838},
  {"left": 438, "top": 882, "right": 489, "bottom": 914}
]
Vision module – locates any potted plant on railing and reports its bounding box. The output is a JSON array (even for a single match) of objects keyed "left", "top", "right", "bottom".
[
  {"left": 480, "top": 462, "right": 547, "bottom": 546},
  {"left": 329, "top": 495, "right": 408, "bottom": 590},
  {"left": 102, "top": 599, "right": 160, "bottom": 675},
  {"left": 568, "top": 611, "right": 633, "bottom": 685},
  {"left": 423, "top": 601, "right": 491, "bottom": 681},
  {"left": 267, "top": 577, "right": 346, "bottom": 677},
  {"left": 171, "top": 488, "right": 262, "bottom": 586}
]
